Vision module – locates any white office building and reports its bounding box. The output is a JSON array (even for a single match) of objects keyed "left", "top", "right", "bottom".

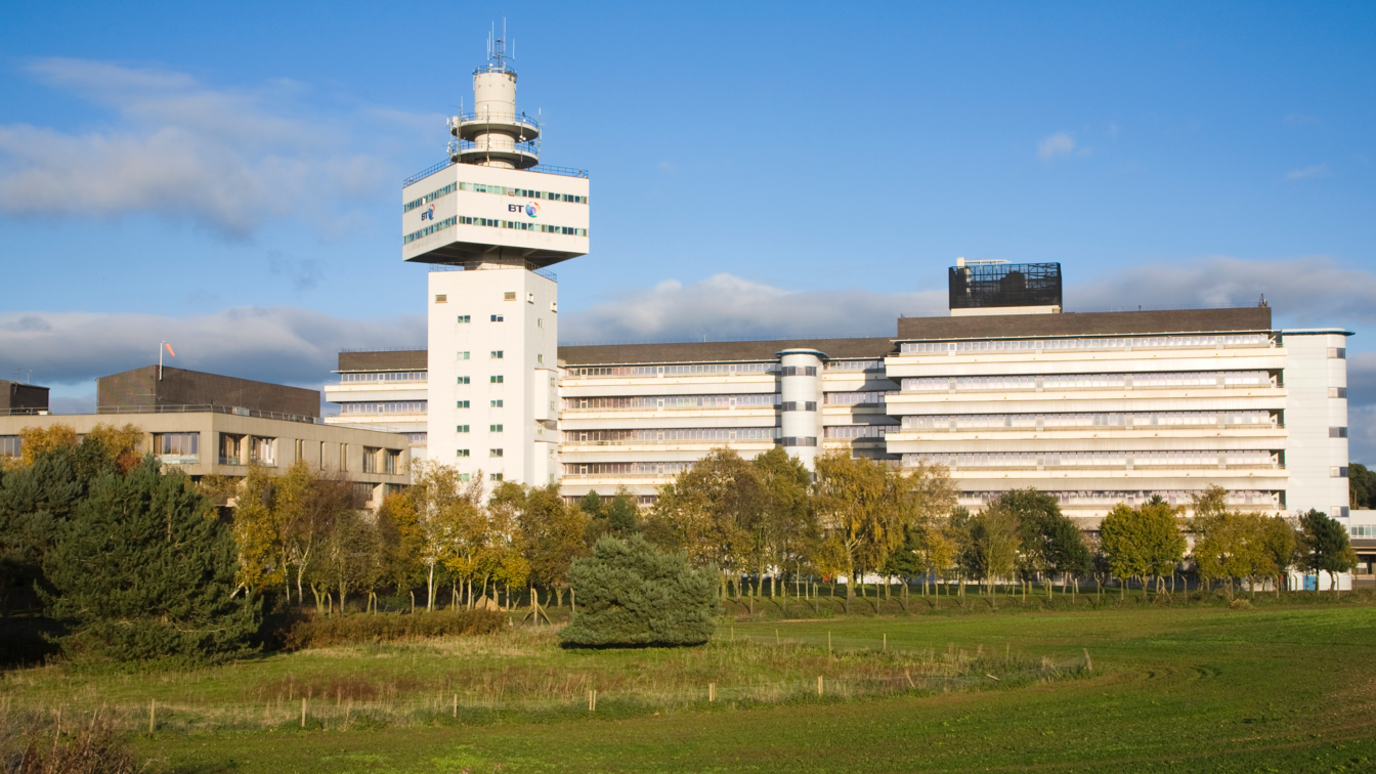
[{"left": 326, "top": 39, "right": 1354, "bottom": 527}]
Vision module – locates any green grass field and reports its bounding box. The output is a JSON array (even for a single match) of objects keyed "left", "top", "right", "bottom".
[{"left": 6, "top": 601, "right": 1376, "bottom": 773}]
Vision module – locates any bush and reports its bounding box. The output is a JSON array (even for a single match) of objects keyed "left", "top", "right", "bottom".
[
  {"left": 41, "top": 456, "right": 260, "bottom": 663},
  {"left": 282, "top": 608, "right": 508, "bottom": 649},
  {"left": 560, "top": 534, "right": 719, "bottom": 648},
  {"left": 0, "top": 718, "right": 147, "bottom": 774}
]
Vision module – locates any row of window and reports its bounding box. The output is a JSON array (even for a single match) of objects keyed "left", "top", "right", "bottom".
[
  {"left": 898, "top": 333, "right": 1273, "bottom": 354},
  {"left": 824, "top": 426, "right": 892, "bottom": 439},
  {"left": 824, "top": 391, "right": 896, "bottom": 405},
  {"left": 340, "top": 401, "right": 428, "bottom": 415},
  {"left": 901, "top": 371, "right": 1273, "bottom": 393},
  {"left": 825, "top": 360, "right": 885, "bottom": 372},
  {"left": 781, "top": 401, "right": 817, "bottom": 411},
  {"left": 402, "top": 182, "right": 459, "bottom": 212},
  {"left": 959, "top": 489, "right": 1282, "bottom": 508},
  {"left": 338, "top": 371, "right": 427, "bottom": 383},
  {"left": 564, "top": 394, "right": 782, "bottom": 411},
  {"left": 905, "top": 449, "right": 1279, "bottom": 469},
  {"left": 455, "top": 425, "right": 504, "bottom": 432},
  {"left": 564, "top": 428, "right": 782, "bottom": 444},
  {"left": 564, "top": 462, "right": 695, "bottom": 476},
  {"left": 455, "top": 400, "right": 504, "bottom": 408},
  {"left": 780, "top": 366, "right": 818, "bottom": 377},
  {"left": 402, "top": 214, "right": 588, "bottom": 245},
  {"left": 567, "top": 362, "right": 780, "bottom": 378},
  {"left": 402, "top": 181, "right": 588, "bottom": 215},
  {"left": 454, "top": 449, "right": 505, "bottom": 458},
  {"left": 900, "top": 410, "right": 1279, "bottom": 431}
]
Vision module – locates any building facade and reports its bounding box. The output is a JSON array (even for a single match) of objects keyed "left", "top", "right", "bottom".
[{"left": 393, "top": 33, "right": 587, "bottom": 487}]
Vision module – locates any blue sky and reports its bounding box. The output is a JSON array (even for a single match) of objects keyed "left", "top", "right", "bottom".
[{"left": 1, "top": 1, "right": 1374, "bottom": 460}]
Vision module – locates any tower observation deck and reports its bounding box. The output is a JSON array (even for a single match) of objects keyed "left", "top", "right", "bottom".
[
  {"left": 401, "top": 29, "right": 589, "bottom": 269},
  {"left": 447, "top": 33, "right": 540, "bottom": 170}
]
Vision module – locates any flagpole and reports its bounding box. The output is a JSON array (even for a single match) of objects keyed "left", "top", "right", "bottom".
[{"left": 159, "top": 342, "right": 165, "bottom": 381}]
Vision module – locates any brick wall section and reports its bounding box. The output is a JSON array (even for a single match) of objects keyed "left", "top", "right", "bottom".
[
  {"left": 0, "top": 380, "right": 49, "bottom": 411},
  {"left": 895, "top": 307, "right": 1273, "bottom": 340},
  {"left": 96, "top": 366, "right": 320, "bottom": 417}
]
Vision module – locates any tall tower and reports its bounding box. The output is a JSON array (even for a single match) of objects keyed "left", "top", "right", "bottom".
[{"left": 401, "top": 30, "right": 589, "bottom": 488}]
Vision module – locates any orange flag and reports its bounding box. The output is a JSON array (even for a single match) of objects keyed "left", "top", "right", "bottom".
[{"left": 164, "top": 343, "right": 175, "bottom": 357}]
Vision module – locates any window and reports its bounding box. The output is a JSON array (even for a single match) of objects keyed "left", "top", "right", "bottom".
[
  {"left": 362, "top": 447, "right": 379, "bottom": 473},
  {"left": 435, "top": 294, "right": 447, "bottom": 303},
  {"left": 491, "top": 375, "right": 504, "bottom": 383},
  {"left": 154, "top": 432, "right": 199, "bottom": 460},
  {"left": 490, "top": 449, "right": 504, "bottom": 457},
  {"left": 491, "top": 350, "right": 504, "bottom": 359},
  {"left": 491, "top": 424, "right": 504, "bottom": 432},
  {"left": 490, "top": 473, "right": 503, "bottom": 481},
  {"left": 458, "top": 351, "right": 470, "bottom": 360},
  {"left": 458, "top": 473, "right": 471, "bottom": 482},
  {"left": 457, "top": 315, "right": 470, "bottom": 323},
  {"left": 1329, "top": 347, "right": 1347, "bottom": 359},
  {"left": 1331, "top": 427, "right": 1349, "bottom": 438},
  {"left": 1332, "top": 466, "right": 1349, "bottom": 478},
  {"left": 456, "top": 400, "right": 469, "bottom": 408},
  {"left": 457, "top": 376, "right": 470, "bottom": 384},
  {"left": 491, "top": 314, "right": 504, "bottom": 322},
  {"left": 527, "top": 292, "right": 535, "bottom": 304},
  {"left": 456, "top": 449, "right": 470, "bottom": 458},
  {"left": 780, "top": 366, "right": 818, "bottom": 376},
  {"left": 456, "top": 425, "right": 470, "bottom": 433},
  {"left": 537, "top": 318, "right": 543, "bottom": 328},
  {"left": 384, "top": 450, "right": 400, "bottom": 475},
  {"left": 504, "top": 292, "right": 516, "bottom": 301},
  {"left": 0, "top": 435, "right": 22, "bottom": 458},
  {"left": 537, "top": 354, "right": 543, "bottom": 363},
  {"left": 250, "top": 436, "right": 276, "bottom": 466},
  {"left": 491, "top": 399, "right": 503, "bottom": 407},
  {"left": 1331, "top": 387, "right": 1348, "bottom": 398}
]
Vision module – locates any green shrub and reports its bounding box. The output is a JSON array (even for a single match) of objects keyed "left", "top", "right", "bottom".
[
  {"left": 560, "top": 534, "right": 719, "bottom": 648},
  {"left": 283, "top": 608, "right": 507, "bottom": 649},
  {"left": 41, "top": 456, "right": 259, "bottom": 663}
]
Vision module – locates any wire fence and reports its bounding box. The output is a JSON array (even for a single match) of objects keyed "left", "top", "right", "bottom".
[{"left": 0, "top": 645, "right": 1089, "bottom": 733}]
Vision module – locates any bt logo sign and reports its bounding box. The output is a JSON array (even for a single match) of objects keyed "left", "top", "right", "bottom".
[
  {"left": 508, "top": 201, "right": 539, "bottom": 218},
  {"left": 419, "top": 203, "right": 436, "bottom": 221}
]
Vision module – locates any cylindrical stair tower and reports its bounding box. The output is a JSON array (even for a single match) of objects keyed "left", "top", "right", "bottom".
[{"left": 777, "top": 349, "right": 827, "bottom": 470}]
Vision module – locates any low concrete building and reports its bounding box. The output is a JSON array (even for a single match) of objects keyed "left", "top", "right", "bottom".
[{"left": 1, "top": 366, "right": 411, "bottom": 507}]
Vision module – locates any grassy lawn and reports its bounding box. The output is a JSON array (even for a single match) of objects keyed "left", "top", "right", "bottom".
[{"left": 6, "top": 601, "right": 1376, "bottom": 772}]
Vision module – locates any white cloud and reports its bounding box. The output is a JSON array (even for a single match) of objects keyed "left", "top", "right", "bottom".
[
  {"left": 561, "top": 273, "right": 946, "bottom": 344},
  {"left": 1069, "top": 256, "right": 1376, "bottom": 330},
  {"left": 0, "top": 307, "right": 424, "bottom": 391},
  {"left": 1037, "top": 132, "right": 1076, "bottom": 160},
  {"left": 1285, "top": 164, "right": 1330, "bottom": 181},
  {"left": 0, "top": 58, "right": 393, "bottom": 237}
]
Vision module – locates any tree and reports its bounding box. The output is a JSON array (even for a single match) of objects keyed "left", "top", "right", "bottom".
[
  {"left": 41, "top": 456, "right": 259, "bottom": 661},
  {"left": 1192, "top": 510, "right": 1268, "bottom": 599},
  {"left": 0, "top": 437, "right": 118, "bottom": 616},
  {"left": 560, "top": 534, "right": 719, "bottom": 647},
  {"left": 516, "top": 483, "right": 589, "bottom": 607},
  {"left": 651, "top": 448, "right": 763, "bottom": 599},
  {"left": 1259, "top": 514, "right": 1299, "bottom": 597},
  {"left": 812, "top": 451, "right": 888, "bottom": 611},
  {"left": 1350, "top": 463, "right": 1375, "bottom": 510},
  {"left": 1299, "top": 509, "right": 1357, "bottom": 596},
  {"left": 751, "top": 447, "right": 817, "bottom": 602},
  {"left": 1099, "top": 499, "right": 1186, "bottom": 599},
  {"left": 313, "top": 506, "right": 376, "bottom": 614},
  {"left": 1001, "top": 489, "right": 1089, "bottom": 596},
  {"left": 968, "top": 502, "right": 1021, "bottom": 599},
  {"left": 405, "top": 461, "right": 484, "bottom": 610}
]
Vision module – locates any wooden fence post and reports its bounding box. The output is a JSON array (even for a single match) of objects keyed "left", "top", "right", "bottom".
[
  {"left": 301, "top": 697, "right": 306, "bottom": 728},
  {"left": 817, "top": 675, "right": 823, "bottom": 696},
  {"left": 1083, "top": 648, "right": 1093, "bottom": 672},
  {"left": 148, "top": 699, "right": 154, "bottom": 734}
]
